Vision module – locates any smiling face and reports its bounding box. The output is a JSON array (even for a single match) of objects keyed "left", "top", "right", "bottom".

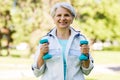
[{"left": 53, "top": 7, "right": 74, "bottom": 29}]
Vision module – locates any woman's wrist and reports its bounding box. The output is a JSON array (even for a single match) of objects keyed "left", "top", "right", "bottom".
[{"left": 37, "top": 53, "right": 45, "bottom": 68}]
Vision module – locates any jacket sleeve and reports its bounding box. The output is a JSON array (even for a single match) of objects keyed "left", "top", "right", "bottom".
[
  {"left": 32, "top": 44, "right": 46, "bottom": 77},
  {"left": 81, "top": 54, "right": 94, "bottom": 75}
]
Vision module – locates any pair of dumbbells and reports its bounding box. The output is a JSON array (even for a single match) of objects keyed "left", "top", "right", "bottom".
[{"left": 40, "top": 39, "right": 89, "bottom": 61}]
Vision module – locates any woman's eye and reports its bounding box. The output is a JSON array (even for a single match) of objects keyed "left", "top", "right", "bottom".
[
  {"left": 65, "top": 14, "right": 70, "bottom": 17},
  {"left": 57, "top": 14, "right": 61, "bottom": 17},
  {"left": 56, "top": 14, "right": 70, "bottom": 17}
]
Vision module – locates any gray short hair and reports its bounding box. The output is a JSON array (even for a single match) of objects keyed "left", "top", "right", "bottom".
[{"left": 50, "top": 2, "right": 76, "bottom": 18}]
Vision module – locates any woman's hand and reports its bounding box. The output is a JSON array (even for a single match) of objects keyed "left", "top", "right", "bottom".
[
  {"left": 40, "top": 43, "right": 49, "bottom": 56},
  {"left": 80, "top": 44, "right": 90, "bottom": 68},
  {"left": 37, "top": 43, "right": 49, "bottom": 68},
  {"left": 80, "top": 44, "right": 89, "bottom": 56}
]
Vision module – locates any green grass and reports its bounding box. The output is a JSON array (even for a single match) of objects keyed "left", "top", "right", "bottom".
[
  {"left": 0, "top": 56, "right": 33, "bottom": 65},
  {"left": 86, "top": 74, "right": 120, "bottom": 80},
  {"left": 0, "top": 50, "right": 120, "bottom": 80},
  {"left": 92, "top": 51, "right": 120, "bottom": 64},
  {"left": 85, "top": 51, "right": 120, "bottom": 80},
  {"left": 0, "top": 49, "right": 30, "bottom": 57}
]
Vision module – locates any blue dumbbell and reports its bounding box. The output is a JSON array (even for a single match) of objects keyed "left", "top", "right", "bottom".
[
  {"left": 79, "top": 40, "right": 89, "bottom": 61},
  {"left": 40, "top": 39, "right": 52, "bottom": 60}
]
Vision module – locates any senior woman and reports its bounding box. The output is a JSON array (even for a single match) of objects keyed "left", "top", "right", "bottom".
[{"left": 32, "top": 2, "right": 94, "bottom": 80}]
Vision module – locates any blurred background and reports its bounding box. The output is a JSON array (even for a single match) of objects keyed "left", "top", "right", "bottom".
[{"left": 0, "top": 0, "right": 120, "bottom": 80}]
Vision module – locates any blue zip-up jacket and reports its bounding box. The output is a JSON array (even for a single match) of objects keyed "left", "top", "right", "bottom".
[{"left": 32, "top": 27, "right": 94, "bottom": 80}]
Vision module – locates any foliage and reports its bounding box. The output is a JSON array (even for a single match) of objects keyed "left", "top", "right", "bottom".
[
  {"left": 72, "top": 0, "right": 120, "bottom": 43},
  {"left": 0, "top": 0, "right": 120, "bottom": 54},
  {"left": 103, "top": 46, "right": 120, "bottom": 51}
]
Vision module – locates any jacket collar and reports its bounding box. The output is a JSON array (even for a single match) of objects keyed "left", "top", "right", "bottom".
[{"left": 47, "top": 27, "right": 80, "bottom": 38}]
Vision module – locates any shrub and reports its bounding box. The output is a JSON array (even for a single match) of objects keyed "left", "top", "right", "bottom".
[{"left": 103, "top": 46, "right": 120, "bottom": 51}]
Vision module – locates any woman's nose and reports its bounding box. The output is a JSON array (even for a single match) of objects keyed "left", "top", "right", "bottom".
[{"left": 60, "top": 16, "right": 65, "bottom": 20}]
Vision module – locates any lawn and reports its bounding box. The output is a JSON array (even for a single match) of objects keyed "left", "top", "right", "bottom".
[
  {"left": 85, "top": 51, "right": 120, "bottom": 80},
  {"left": 0, "top": 50, "right": 120, "bottom": 80},
  {"left": 91, "top": 51, "right": 120, "bottom": 64}
]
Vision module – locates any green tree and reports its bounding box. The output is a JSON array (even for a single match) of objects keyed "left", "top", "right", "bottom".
[
  {"left": 0, "top": 0, "right": 120, "bottom": 54},
  {"left": 71, "top": 0, "right": 120, "bottom": 43}
]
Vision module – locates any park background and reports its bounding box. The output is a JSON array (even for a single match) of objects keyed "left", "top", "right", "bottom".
[{"left": 0, "top": 0, "right": 120, "bottom": 80}]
